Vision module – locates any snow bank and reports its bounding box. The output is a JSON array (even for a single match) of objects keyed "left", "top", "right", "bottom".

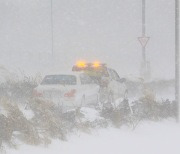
[{"left": 8, "top": 120, "right": 180, "bottom": 154}]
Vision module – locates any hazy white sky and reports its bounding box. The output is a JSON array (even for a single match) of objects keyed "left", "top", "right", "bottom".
[{"left": 0, "top": 0, "right": 176, "bottom": 79}]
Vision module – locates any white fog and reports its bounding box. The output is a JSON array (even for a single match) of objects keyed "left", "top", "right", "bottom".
[
  {"left": 0, "top": 0, "right": 176, "bottom": 79},
  {"left": 0, "top": 0, "right": 179, "bottom": 154}
]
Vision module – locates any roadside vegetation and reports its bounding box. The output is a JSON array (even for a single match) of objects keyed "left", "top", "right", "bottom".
[{"left": 0, "top": 76, "right": 176, "bottom": 151}]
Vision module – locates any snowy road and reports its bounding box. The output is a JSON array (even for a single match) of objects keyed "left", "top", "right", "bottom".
[{"left": 8, "top": 120, "right": 180, "bottom": 154}]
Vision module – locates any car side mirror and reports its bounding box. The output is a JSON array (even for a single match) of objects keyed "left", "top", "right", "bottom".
[{"left": 119, "top": 78, "right": 126, "bottom": 83}]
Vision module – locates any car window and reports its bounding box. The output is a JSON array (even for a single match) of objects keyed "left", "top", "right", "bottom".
[
  {"left": 41, "top": 75, "right": 77, "bottom": 85},
  {"left": 80, "top": 74, "right": 95, "bottom": 85}
]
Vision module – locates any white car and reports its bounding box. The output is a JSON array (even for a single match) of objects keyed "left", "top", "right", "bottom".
[{"left": 33, "top": 72, "right": 100, "bottom": 111}]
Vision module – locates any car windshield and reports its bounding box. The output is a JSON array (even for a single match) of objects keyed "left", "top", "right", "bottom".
[{"left": 41, "top": 75, "right": 77, "bottom": 85}]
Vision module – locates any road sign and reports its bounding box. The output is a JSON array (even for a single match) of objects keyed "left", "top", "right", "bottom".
[{"left": 138, "top": 36, "right": 150, "bottom": 47}]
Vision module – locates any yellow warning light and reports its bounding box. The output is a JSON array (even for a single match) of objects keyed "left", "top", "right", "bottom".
[
  {"left": 76, "top": 61, "right": 86, "bottom": 68},
  {"left": 92, "top": 61, "right": 101, "bottom": 68}
]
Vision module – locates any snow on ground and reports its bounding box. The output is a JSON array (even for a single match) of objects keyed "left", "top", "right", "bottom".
[
  {"left": 7, "top": 120, "right": 180, "bottom": 154},
  {"left": 80, "top": 107, "right": 103, "bottom": 122}
]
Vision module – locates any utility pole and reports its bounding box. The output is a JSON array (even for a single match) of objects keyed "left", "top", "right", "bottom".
[
  {"left": 50, "top": 0, "right": 54, "bottom": 58},
  {"left": 138, "top": 0, "right": 150, "bottom": 81},
  {"left": 142, "top": 0, "right": 146, "bottom": 63},
  {"left": 175, "top": 0, "right": 179, "bottom": 122}
]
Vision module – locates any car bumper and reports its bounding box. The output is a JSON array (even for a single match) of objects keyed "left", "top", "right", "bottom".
[{"left": 33, "top": 96, "right": 81, "bottom": 109}]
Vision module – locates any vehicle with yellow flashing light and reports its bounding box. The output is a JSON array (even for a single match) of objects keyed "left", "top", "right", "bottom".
[{"left": 72, "top": 61, "right": 128, "bottom": 108}]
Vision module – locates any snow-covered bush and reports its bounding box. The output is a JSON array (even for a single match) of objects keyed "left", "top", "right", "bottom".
[
  {"left": 29, "top": 98, "right": 66, "bottom": 143},
  {"left": 0, "top": 98, "right": 41, "bottom": 148},
  {"left": 0, "top": 76, "right": 38, "bottom": 103},
  {"left": 0, "top": 76, "right": 176, "bottom": 151}
]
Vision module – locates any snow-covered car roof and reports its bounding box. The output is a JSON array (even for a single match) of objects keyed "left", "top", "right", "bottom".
[
  {"left": 43, "top": 71, "right": 84, "bottom": 77},
  {"left": 40, "top": 71, "right": 90, "bottom": 86}
]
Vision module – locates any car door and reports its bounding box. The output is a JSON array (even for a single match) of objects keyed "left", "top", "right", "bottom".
[
  {"left": 79, "top": 73, "right": 99, "bottom": 105},
  {"left": 111, "top": 70, "right": 126, "bottom": 98},
  {"left": 107, "top": 69, "right": 119, "bottom": 99},
  {"left": 109, "top": 69, "right": 124, "bottom": 99}
]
